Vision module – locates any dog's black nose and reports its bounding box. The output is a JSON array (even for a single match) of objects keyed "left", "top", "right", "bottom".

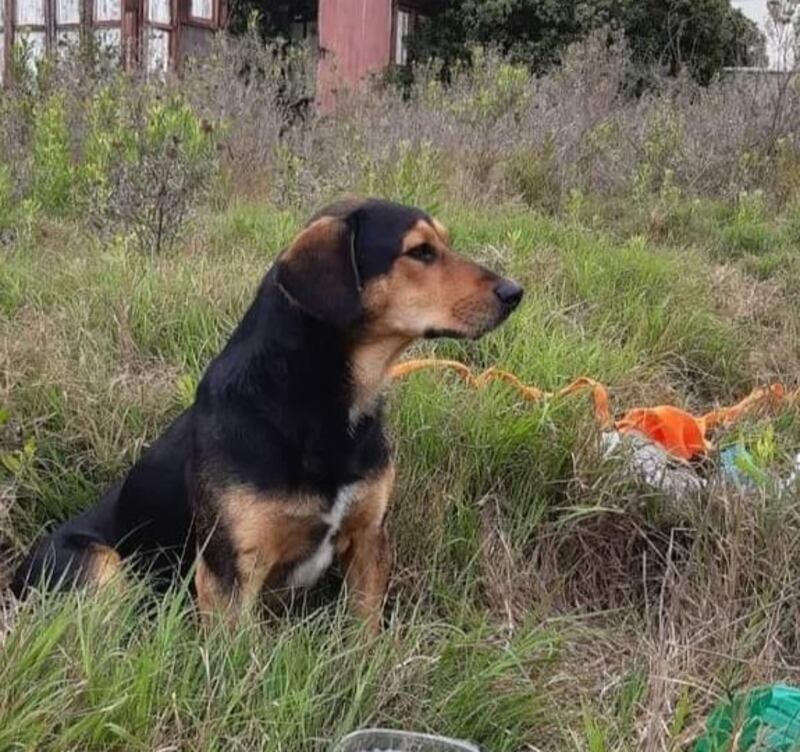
[{"left": 494, "top": 279, "right": 524, "bottom": 310}]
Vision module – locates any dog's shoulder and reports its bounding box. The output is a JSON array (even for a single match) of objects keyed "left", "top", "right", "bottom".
[{"left": 190, "top": 274, "right": 391, "bottom": 496}]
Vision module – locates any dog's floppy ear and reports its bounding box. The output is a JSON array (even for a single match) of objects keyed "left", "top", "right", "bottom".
[{"left": 275, "top": 216, "right": 362, "bottom": 327}]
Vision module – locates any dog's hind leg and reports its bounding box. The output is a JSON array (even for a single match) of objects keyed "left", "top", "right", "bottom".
[
  {"left": 194, "top": 556, "right": 234, "bottom": 623},
  {"left": 12, "top": 537, "right": 123, "bottom": 598},
  {"left": 85, "top": 543, "right": 123, "bottom": 588}
]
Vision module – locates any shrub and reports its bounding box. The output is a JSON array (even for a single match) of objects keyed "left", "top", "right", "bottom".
[
  {"left": 81, "top": 87, "right": 220, "bottom": 254},
  {"left": 0, "top": 166, "right": 14, "bottom": 233},
  {"left": 1, "top": 52, "right": 223, "bottom": 254},
  {"left": 717, "top": 190, "right": 774, "bottom": 259},
  {"left": 180, "top": 30, "right": 315, "bottom": 199},
  {"left": 29, "top": 94, "right": 73, "bottom": 216},
  {"left": 1, "top": 31, "right": 800, "bottom": 246},
  {"left": 784, "top": 203, "right": 800, "bottom": 249},
  {"left": 359, "top": 140, "right": 444, "bottom": 213},
  {"left": 503, "top": 141, "right": 561, "bottom": 213},
  {"left": 773, "top": 138, "right": 800, "bottom": 207}
]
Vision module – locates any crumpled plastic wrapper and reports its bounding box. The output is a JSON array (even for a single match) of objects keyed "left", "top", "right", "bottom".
[{"left": 601, "top": 430, "right": 706, "bottom": 500}]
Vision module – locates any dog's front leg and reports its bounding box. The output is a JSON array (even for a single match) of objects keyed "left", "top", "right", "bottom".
[
  {"left": 338, "top": 465, "right": 395, "bottom": 634},
  {"left": 340, "top": 526, "right": 393, "bottom": 634},
  {"left": 194, "top": 484, "right": 290, "bottom": 628},
  {"left": 195, "top": 552, "right": 272, "bottom": 629}
]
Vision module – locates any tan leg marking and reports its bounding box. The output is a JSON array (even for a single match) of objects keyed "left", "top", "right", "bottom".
[
  {"left": 195, "top": 556, "right": 235, "bottom": 627},
  {"left": 337, "top": 464, "right": 395, "bottom": 634},
  {"left": 86, "top": 544, "right": 123, "bottom": 589},
  {"left": 196, "top": 487, "right": 326, "bottom": 625}
]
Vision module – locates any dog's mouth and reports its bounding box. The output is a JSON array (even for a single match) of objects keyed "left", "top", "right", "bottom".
[
  {"left": 423, "top": 301, "right": 519, "bottom": 341},
  {"left": 423, "top": 328, "right": 468, "bottom": 340}
]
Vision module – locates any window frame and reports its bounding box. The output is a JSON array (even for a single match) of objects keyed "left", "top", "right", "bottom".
[
  {"left": 393, "top": 3, "right": 427, "bottom": 68},
  {"left": 142, "top": 0, "right": 173, "bottom": 73},
  {"left": 144, "top": 0, "right": 172, "bottom": 30},
  {"left": 394, "top": 5, "right": 412, "bottom": 66},
  {"left": 186, "top": 0, "right": 216, "bottom": 30},
  {"left": 53, "top": 0, "right": 81, "bottom": 58},
  {"left": 13, "top": 0, "right": 48, "bottom": 68},
  {"left": 1, "top": 0, "right": 9, "bottom": 85},
  {"left": 90, "top": 0, "right": 125, "bottom": 67},
  {"left": 92, "top": 0, "right": 122, "bottom": 28},
  {"left": 1, "top": 0, "right": 224, "bottom": 85}
]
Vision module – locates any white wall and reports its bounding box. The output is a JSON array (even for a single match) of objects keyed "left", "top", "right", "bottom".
[{"left": 732, "top": 0, "right": 797, "bottom": 70}]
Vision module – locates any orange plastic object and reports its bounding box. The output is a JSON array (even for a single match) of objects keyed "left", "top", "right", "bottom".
[
  {"left": 616, "top": 406, "right": 709, "bottom": 460},
  {"left": 390, "top": 359, "right": 796, "bottom": 461}
]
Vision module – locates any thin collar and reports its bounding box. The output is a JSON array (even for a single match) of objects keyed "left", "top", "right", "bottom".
[{"left": 349, "top": 228, "right": 363, "bottom": 292}]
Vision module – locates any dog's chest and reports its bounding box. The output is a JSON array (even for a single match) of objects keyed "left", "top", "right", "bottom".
[{"left": 287, "top": 483, "right": 360, "bottom": 588}]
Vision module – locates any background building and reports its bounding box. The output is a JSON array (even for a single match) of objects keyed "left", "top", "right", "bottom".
[
  {"left": 282, "top": 0, "right": 430, "bottom": 110},
  {"left": 1, "top": 0, "right": 227, "bottom": 86},
  {"left": 1, "top": 0, "right": 428, "bottom": 103}
]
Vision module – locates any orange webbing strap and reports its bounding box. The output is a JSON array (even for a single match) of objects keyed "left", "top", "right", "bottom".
[
  {"left": 389, "top": 359, "right": 614, "bottom": 429},
  {"left": 699, "top": 384, "right": 786, "bottom": 433},
  {"left": 390, "top": 358, "right": 800, "bottom": 459},
  {"left": 391, "top": 359, "right": 477, "bottom": 385}
]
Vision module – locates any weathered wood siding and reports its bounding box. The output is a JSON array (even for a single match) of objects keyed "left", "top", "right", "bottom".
[{"left": 317, "top": 0, "right": 393, "bottom": 111}]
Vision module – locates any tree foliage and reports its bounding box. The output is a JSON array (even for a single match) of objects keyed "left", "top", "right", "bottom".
[{"left": 410, "top": 0, "right": 765, "bottom": 84}]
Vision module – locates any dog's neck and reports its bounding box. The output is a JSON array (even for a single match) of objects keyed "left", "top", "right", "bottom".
[
  {"left": 348, "top": 333, "right": 413, "bottom": 425},
  {"left": 210, "top": 271, "right": 415, "bottom": 447},
  {"left": 218, "top": 271, "right": 410, "bottom": 423}
]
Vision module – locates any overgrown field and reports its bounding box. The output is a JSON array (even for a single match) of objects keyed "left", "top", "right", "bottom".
[{"left": 2, "top": 35, "right": 800, "bottom": 752}]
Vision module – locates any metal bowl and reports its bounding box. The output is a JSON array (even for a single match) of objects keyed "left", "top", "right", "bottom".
[{"left": 333, "top": 729, "right": 483, "bottom": 752}]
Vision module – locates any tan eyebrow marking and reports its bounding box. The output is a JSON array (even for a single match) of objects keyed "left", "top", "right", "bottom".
[{"left": 430, "top": 218, "right": 451, "bottom": 245}]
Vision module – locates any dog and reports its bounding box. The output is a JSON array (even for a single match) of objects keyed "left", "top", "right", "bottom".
[{"left": 11, "top": 199, "right": 523, "bottom": 632}]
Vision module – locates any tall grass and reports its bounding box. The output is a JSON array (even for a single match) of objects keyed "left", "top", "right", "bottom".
[
  {"left": 2, "top": 32, "right": 800, "bottom": 238},
  {"left": 1, "top": 580, "right": 565, "bottom": 751}
]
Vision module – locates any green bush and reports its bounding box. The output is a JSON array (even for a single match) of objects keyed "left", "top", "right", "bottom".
[
  {"left": 29, "top": 95, "right": 73, "bottom": 216},
  {"left": 407, "top": 0, "right": 762, "bottom": 84},
  {"left": 0, "top": 166, "right": 14, "bottom": 231},
  {"left": 504, "top": 141, "right": 561, "bottom": 213},
  {"left": 772, "top": 138, "right": 800, "bottom": 206},
  {"left": 0, "top": 75, "right": 220, "bottom": 253},
  {"left": 81, "top": 86, "right": 220, "bottom": 253},
  {"left": 360, "top": 140, "right": 444, "bottom": 214},
  {"left": 783, "top": 203, "right": 800, "bottom": 249},
  {"left": 717, "top": 190, "right": 774, "bottom": 260}
]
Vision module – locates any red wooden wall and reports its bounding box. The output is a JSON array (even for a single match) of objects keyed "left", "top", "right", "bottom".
[{"left": 316, "top": 0, "right": 393, "bottom": 112}]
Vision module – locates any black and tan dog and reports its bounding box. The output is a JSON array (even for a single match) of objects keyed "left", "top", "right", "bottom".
[{"left": 12, "top": 199, "right": 523, "bottom": 631}]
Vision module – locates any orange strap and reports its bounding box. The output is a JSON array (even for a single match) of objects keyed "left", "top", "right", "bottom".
[
  {"left": 391, "top": 359, "right": 613, "bottom": 428},
  {"left": 390, "top": 358, "right": 798, "bottom": 461},
  {"left": 699, "top": 384, "right": 786, "bottom": 433}
]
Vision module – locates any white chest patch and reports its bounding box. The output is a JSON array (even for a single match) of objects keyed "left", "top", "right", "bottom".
[{"left": 287, "top": 483, "right": 360, "bottom": 589}]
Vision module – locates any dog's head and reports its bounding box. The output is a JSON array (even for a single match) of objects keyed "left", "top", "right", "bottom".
[{"left": 275, "top": 198, "right": 523, "bottom": 341}]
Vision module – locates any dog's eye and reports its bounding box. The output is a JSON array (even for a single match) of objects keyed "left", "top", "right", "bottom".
[{"left": 407, "top": 243, "right": 437, "bottom": 264}]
